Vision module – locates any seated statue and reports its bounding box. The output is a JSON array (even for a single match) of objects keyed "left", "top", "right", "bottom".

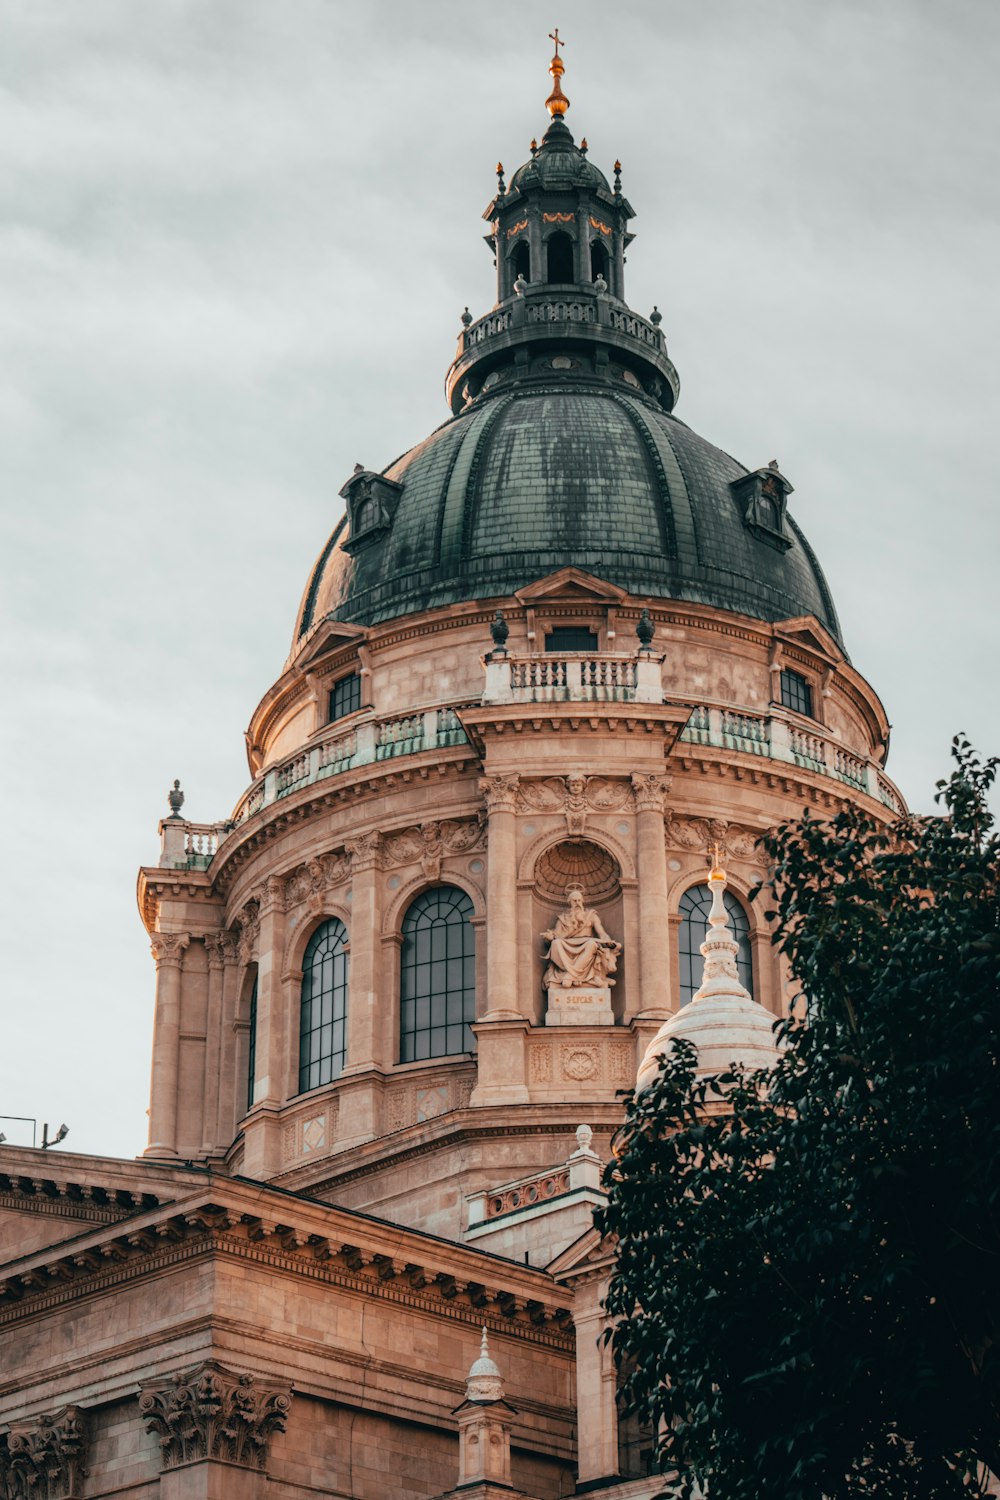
[{"left": 542, "top": 886, "right": 621, "bottom": 988}]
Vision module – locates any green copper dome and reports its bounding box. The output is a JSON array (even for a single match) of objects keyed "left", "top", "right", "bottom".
[
  {"left": 295, "top": 94, "right": 843, "bottom": 650},
  {"left": 295, "top": 379, "right": 842, "bottom": 645}
]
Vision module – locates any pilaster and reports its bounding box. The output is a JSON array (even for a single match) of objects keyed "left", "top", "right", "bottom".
[
  {"left": 200, "top": 933, "right": 227, "bottom": 1154},
  {"left": 631, "top": 774, "right": 673, "bottom": 1017},
  {"left": 480, "top": 775, "right": 521, "bottom": 1021},
  {"left": 145, "top": 933, "right": 190, "bottom": 1158}
]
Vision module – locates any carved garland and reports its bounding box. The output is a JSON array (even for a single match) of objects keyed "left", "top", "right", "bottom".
[{"left": 138, "top": 1361, "right": 290, "bottom": 1473}]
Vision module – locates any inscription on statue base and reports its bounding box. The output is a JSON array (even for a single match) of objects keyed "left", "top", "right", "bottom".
[{"left": 545, "top": 985, "right": 614, "bottom": 1027}]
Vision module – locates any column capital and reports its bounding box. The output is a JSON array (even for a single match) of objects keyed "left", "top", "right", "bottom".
[
  {"left": 0, "top": 1404, "right": 89, "bottom": 1499},
  {"left": 139, "top": 1360, "right": 290, "bottom": 1473},
  {"left": 258, "top": 873, "right": 287, "bottom": 917},
  {"left": 346, "top": 830, "right": 382, "bottom": 872},
  {"left": 203, "top": 932, "right": 228, "bottom": 969},
  {"left": 479, "top": 773, "right": 520, "bottom": 814},
  {"left": 631, "top": 772, "right": 671, "bottom": 813},
  {"left": 150, "top": 933, "right": 190, "bottom": 968}
]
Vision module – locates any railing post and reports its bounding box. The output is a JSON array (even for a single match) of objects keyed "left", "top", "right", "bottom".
[
  {"left": 565, "top": 659, "right": 582, "bottom": 697},
  {"left": 707, "top": 706, "right": 724, "bottom": 747},
  {"left": 354, "top": 720, "right": 377, "bottom": 765},
  {"left": 768, "top": 715, "right": 792, "bottom": 763},
  {"left": 482, "top": 654, "right": 513, "bottom": 704},
  {"left": 158, "top": 818, "right": 188, "bottom": 869},
  {"left": 634, "top": 652, "right": 664, "bottom": 704},
  {"left": 262, "top": 768, "right": 277, "bottom": 807},
  {"left": 423, "top": 709, "right": 438, "bottom": 747}
]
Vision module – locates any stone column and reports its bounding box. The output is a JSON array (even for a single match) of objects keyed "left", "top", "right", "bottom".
[
  {"left": 253, "top": 875, "right": 287, "bottom": 1104},
  {"left": 480, "top": 775, "right": 521, "bottom": 1020},
  {"left": 632, "top": 774, "right": 672, "bottom": 1017},
  {"left": 343, "top": 831, "right": 384, "bottom": 1072},
  {"left": 574, "top": 1274, "right": 619, "bottom": 1484},
  {"left": 214, "top": 932, "right": 241, "bottom": 1144},
  {"left": 242, "top": 875, "right": 286, "bottom": 1178},
  {"left": 145, "top": 933, "right": 190, "bottom": 1158},
  {"left": 200, "top": 934, "right": 226, "bottom": 1154}
]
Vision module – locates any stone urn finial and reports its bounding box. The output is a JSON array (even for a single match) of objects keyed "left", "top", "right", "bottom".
[
  {"left": 650, "top": 305, "right": 662, "bottom": 326},
  {"left": 167, "top": 779, "right": 185, "bottom": 819},
  {"left": 461, "top": 306, "right": 473, "bottom": 327},
  {"left": 594, "top": 272, "right": 608, "bottom": 294},
  {"left": 490, "top": 609, "right": 510, "bottom": 652},
  {"left": 636, "top": 608, "right": 655, "bottom": 649},
  {"left": 513, "top": 273, "right": 527, "bottom": 297}
]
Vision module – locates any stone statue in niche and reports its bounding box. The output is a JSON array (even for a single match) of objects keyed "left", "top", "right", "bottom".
[{"left": 542, "top": 886, "right": 620, "bottom": 1027}]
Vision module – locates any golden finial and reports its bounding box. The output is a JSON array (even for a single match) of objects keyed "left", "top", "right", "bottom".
[
  {"left": 545, "top": 28, "right": 570, "bottom": 118},
  {"left": 710, "top": 841, "right": 726, "bottom": 880}
]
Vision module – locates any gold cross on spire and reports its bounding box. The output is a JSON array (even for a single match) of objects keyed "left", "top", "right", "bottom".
[{"left": 546, "top": 27, "right": 569, "bottom": 117}]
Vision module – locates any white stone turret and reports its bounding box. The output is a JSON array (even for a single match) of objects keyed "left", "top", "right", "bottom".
[{"left": 636, "top": 855, "right": 779, "bottom": 1090}]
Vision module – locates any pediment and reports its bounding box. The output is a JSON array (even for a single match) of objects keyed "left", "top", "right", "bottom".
[
  {"left": 291, "top": 619, "right": 367, "bottom": 672},
  {"left": 515, "top": 568, "right": 628, "bottom": 606},
  {"left": 773, "top": 615, "right": 843, "bottom": 666},
  {"left": 546, "top": 1224, "right": 615, "bottom": 1282}
]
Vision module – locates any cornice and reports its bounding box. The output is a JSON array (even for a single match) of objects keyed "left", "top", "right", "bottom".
[{"left": 0, "top": 1186, "right": 575, "bottom": 1348}]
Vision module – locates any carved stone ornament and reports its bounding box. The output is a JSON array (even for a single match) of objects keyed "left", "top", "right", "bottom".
[
  {"left": 480, "top": 774, "right": 520, "bottom": 814},
  {"left": 631, "top": 772, "right": 670, "bottom": 813},
  {"left": 0, "top": 1405, "right": 89, "bottom": 1500},
  {"left": 150, "top": 933, "right": 190, "bottom": 968},
  {"left": 283, "top": 851, "right": 351, "bottom": 910},
  {"left": 517, "top": 775, "right": 634, "bottom": 829},
  {"left": 235, "top": 900, "right": 260, "bottom": 967},
  {"left": 542, "top": 888, "right": 620, "bottom": 990},
  {"left": 138, "top": 1361, "right": 291, "bottom": 1473},
  {"left": 665, "top": 815, "right": 768, "bottom": 867},
  {"left": 345, "top": 830, "right": 382, "bottom": 872},
  {"left": 202, "top": 932, "right": 228, "bottom": 969}
]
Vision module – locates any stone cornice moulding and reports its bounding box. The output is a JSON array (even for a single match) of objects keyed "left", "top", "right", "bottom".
[{"left": 0, "top": 1182, "right": 574, "bottom": 1345}]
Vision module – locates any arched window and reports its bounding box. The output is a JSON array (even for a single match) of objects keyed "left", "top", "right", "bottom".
[
  {"left": 400, "top": 886, "right": 476, "bottom": 1062},
  {"left": 677, "top": 885, "right": 753, "bottom": 1006},
  {"left": 546, "top": 230, "right": 574, "bottom": 284},
  {"left": 512, "top": 239, "right": 530, "bottom": 282},
  {"left": 246, "top": 973, "right": 258, "bottom": 1110},
  {"left": 299, "top": 919, "right": 349, "bottom": 1093},
  {"left": 591, "top": 239, "right": 610, "bottom": 282}
]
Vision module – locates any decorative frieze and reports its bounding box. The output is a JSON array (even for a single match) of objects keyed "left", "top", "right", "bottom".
[
  {"left": 665, "top": 814, "right": 767, "bottom": 866},
  {"left": 517, "top": 774, "right": 633, "bottom": 836},
  {"left": 0, "top": 1404, "right": 89, "bottom": 1500},
  {"left": 138, "top": 1361, "right": 290, "bottom": 1472},
  {"left": 344, "top": 830, "right": 382, "bottom": 873}
]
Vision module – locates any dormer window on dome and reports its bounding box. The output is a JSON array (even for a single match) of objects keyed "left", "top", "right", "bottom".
[
  {"left": 731, "top": 461, "right": 794, "bottom": 552},
  {"left": 340, "top": 466, "right": 403, "bottom": 555}
]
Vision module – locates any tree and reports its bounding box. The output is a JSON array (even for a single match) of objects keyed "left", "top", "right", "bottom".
[{"left": 598, "top": 738, "right": 1000, "bottom": 1498}]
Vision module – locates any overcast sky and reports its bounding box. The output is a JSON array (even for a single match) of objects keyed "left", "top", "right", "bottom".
[{"left": 2, "top": 0, "right": 998, "bottom": 1161}]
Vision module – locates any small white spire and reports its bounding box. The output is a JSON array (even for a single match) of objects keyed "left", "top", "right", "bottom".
[
  {"left": 466, "top": 1325, "right": 504, "bottom": 1402},
  {"left": 691, "top": 850, "right": 752, "bottom": 1006}
]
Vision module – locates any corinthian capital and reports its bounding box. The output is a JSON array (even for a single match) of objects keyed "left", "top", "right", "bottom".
[
  {"left": 150, "top": 933, "right": 190, "bottom": 968},
  {"left": 202, "top": 932, "right": 228, "bottom": 968},
  {"left": 346, "top": 831, "right": 382, "bottom": 872},
  {"left": 631, "top": 773, "right": 671, "bottom": 813},
  {"left": 258, "top": 873, "right": 287, "bottom": 917},
  {"left": 0, "top": 1404, "right": 89, "bottom": 1499},
  {"left": 479, "top": 774, "right": 520, "bottom": 814},
  {"left": 138, "top": 1361, "right": 290, "bottom": 1474}
]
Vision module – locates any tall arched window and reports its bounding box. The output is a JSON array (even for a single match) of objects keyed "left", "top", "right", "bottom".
[
  {"left": 400, "top": 886, "right": 476, "bottom": 1063},
  {"left": 677, "top": 885, "right": 753, "bottom": 1006},
  {"left": 591, "top": 239, "right": 610, "bottom": 282},
  {"left": 299, "top": 919, "right": 349, "bottom": 1093},
  {"left": 546, "top": 230, "right": 574, "bottom": 284}
]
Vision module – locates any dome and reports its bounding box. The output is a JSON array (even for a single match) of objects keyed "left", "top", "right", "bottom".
[
  {"left": 295, "top": 381, "right": 842, "bottom": 644},
  {"left": 508, "top": 116, "right": 611, "bottom": 196}
]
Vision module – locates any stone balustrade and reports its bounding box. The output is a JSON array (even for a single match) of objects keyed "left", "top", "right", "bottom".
[
  {"left": 157, "top": 693, "right": 904, "bottom": 872},
  {"left": 482, "top": 650, "right": 664, "bottom": 706},
  {"left": 159, "top": 706, "right": 472, "bottom": 869},
  {"left": 679, "top": 704, "right": 904, "bottom": 809}
]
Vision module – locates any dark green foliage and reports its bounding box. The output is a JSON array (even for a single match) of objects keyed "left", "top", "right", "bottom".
[{"left": 598, "top": 737, "right": 1000, "bottom": 1498}]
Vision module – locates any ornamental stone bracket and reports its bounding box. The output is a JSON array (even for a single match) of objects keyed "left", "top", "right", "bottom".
[
  {"left": 138, "top": 1361, "right": 291, "bottom": 1474},
  {"left": 0, "top": 1405, "right": 89, "bottom": 1500}
]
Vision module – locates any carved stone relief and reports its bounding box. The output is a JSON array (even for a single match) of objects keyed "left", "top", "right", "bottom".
[
  {"left": 0, "top": 1406, "right": 89, "bottom": 1500},
  {"left": 139, "top": 1361, "right": 290, "bottom": 1472},
  {"left": 665, "top": 815, "right": 768, "bottom": 867},
  {"left": 542, "top": 890, "right": 620, "bottom": 990},
  {"left": 517, "top": 775, "right": 633, "bottom": 835}
]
